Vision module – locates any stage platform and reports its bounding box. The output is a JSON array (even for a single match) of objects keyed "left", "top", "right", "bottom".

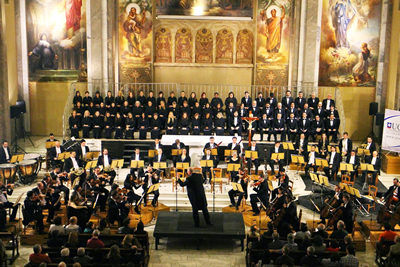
[{"left": 153, "top": 211, "right": 246, "bottom": 250}]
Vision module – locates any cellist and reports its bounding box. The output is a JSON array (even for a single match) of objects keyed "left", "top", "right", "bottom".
[
  {"left": 277, "top": 195, "right": 299, "bottom": 231},
  {"left": 328, "top": 193, "right": 354, "bottom": 233},
  {"left": 319, "top": 184, "right": 343, "bottom": 225},
  {"left": 381, "top": 178, "right": 399, "bottom": 205}
]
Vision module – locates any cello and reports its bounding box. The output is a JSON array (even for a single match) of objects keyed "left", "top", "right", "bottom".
[
  {"left": 377, "top": 186, "right": 397, "bottom": 223},
  {"left": 327, "top": 204, "right": 343, "bottom": 229},
  {"left": 321, "top": 194, "right": 341, "bottom": 219}
]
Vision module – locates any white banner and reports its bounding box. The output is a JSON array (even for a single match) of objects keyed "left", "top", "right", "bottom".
[
  {"left": 85, "top": 139, "right": 102, "bottom": 152},
  {"left": 382, "top": 109, "right": 400, "bottom": 153}
]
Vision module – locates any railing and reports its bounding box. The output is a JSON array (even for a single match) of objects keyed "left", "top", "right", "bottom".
[{"left": 63, "top": 83, "right": 346, "bottom": 140}]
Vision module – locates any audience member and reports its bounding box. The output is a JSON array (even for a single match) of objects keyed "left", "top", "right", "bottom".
[
  {"left": 47, "top": 230, "right": 64, "bottom": 248},
  {"left": 73, "top": 247, "right": 92, "bottom": 264},
  {"left": 65, "top": 232, "right": 80, "bottom": 248},
  {"left": 107, "top": 244, "right": 122, "bottom": 264},
  {"left": 248, "top": 224, "right": 259, "bottom": 238},
  {"left": 86, "top": 229, "right": 105, "bottom": 248},
  {"left": 388, "top": 235, "right": 400, "bottom": 260},
  {"left": 65, "top": 216, "right": 82, "bottom": 234},
  {"left": 263, "top": 222, "right": 274, "bottom": 237},
  {"left": 58, "top": 262, "right": 66, "bottom": 267},
  {"left": 340, "top": 245, "right": 359, "bottom": 267},
  {"left": 49, "top": 216, "right": 65, "bottom": 234},
  {"left": 312, "top": 223, "right": 329, "bottom": 238},
  {"left": 296, "top": 223, "right": 310, "bottom": 239},
  {"left": 29, "top": 244, "right": 52, "bottom": 264},
  {"left": 330, "top": 220, "right": 349, "bottom": 240},
  {"left": 83, "top": 221, "right": 95, "bottom": 233},
  {"left": 284, "top": 233, "right": 298, "bottom": 251},
  {"left": 134, "top": 220, "right": 147, "bottom": 235},
  {"left": 321, "top": 252, "right": 343, "bottom": 267},
  {"left": 299, "top": 234, "right": 312, "bottom": 251},
  {"left": 118, "top": 218, "right": 134, "bottom": 234},
  {"left": 274, "top": 246, "right": 294, "bottom": 266},
  {"left": 97, "top": 218, "right": 111, "bottom": 234},
  {"left": 268, "top": 232, "right": 285, "bottom": 250},
  {"left": 312, "top": 235, "right": 327, "bottom": 252},
  {"left": 121, "top": 234, "right": 142, "bottom": 249},
  {"left": 300, "top": 246, "right": 321, "bottom": 266},
  {"left": 341, "top": 236, "right": 353, "bottom": 252},
  {"left": 327, "top": 240, "right": 341, "bottom": 252},
  {"left": 378, "top": 222, "right": 397, "bottom": 243}
]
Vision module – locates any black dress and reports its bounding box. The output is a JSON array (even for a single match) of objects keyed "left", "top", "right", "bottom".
[
  {"left": 138, "top": 118, "right": 149, "bottom": 140},
  {"left": 69, "top": 115, "right": 80, "bottom": 138},
  {"left": 73, "top": 95, "right": 83, "bottom": 106},
  {"left": 191, "top": 117, "right": 201, "bottom": 135},
  {"left": 93, "top": 96, "right": 103, "bottom": 107},
  {"left": 125, "top": 117, "right": 135, "bottom": 139},
  {"left": 115, "top": 96, "right": 125, "bottom": 108},
  {"left": 104, "top": 118, "right": 114, "bottom": 139},
  {"left": 200, "top": 98, "right": 209, "bottom": 109},
  {"left": 166, "top": 119, "right": 177, "bottom": 135},
  {"left": 105, "top": 96, "right": 115, "bottom": 108},
  {"left": 92, "top": 115, "right": 103, "bottom": 139},
  {"left": 188, "top": 97, "right": 198, "bottom": 109},
  {"left": 214, "top": 118, "right": 226, "bottom": 135},
  {"left": 158, "top": 108, "right": 167, "bottom": 128},
  {"left": 114, "top": 118, "right": 124, "bottom": 139},
  {"left": 202, "top": 117, "right": 213, "bottom": 135},
  {"left": 81, "top": 116, "right": 92, "bottom": 138},
  {"left": 180, "top": 118, "right": 190, "bottom": 135},
  {"left": 150, "top": 118, "right": 162, "bottom": 139}
]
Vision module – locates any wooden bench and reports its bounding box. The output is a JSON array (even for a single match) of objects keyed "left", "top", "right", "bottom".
[{"left": 0, "top": 229, "right": 20, "bottom": 265}]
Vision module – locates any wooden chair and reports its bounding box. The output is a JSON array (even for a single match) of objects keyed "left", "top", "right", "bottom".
[
  {"left": 367, "top": 172, "right": 379, "bottom": 186},
  {"left": 341, "top": 175, "right": 354, "bottom": 187},
  {"left": 365, "top": 185, "right": 378, "bottom": 212},
  {"left": 193, "top": 167, "right": 202, "bottom": 174}
]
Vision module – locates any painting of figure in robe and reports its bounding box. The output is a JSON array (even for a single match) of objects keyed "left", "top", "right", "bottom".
[
  {"left": 318, "top": 0, "right": 381, "bottom": 87},
  {"left": 26, "top": 0, "right": 87, "bottom": 79}
]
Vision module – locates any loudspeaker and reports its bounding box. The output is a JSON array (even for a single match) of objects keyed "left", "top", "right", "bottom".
[
  {"left": 16, "top": 100, "right": 26, "bottom": 113},
  {"left": 376, "top": 112, "right": 384, "bottom": 126},
  {"left": 10, "top": 105, "right": 20, "bottom": 119},
  {"left": 369, "top": 102, "right": 378, "bottom": 115}
]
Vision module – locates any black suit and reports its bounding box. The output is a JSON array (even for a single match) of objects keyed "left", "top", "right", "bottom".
[
  {"left": 246, "top": 145, "right": 261, "bottom": 173},
  {"left": 249, "top": 106, "right": 261, "bottom": 117},
  {"left": 281, "top": 96, "right": 294, "bottom": 110},
  {"left": 365, "top": 141, "right": 377, "bottom": 162},
  {"left": 75, "top": 145, "right": 90, "bottom": 161},
  {"left": 152, "top": 153, "right": 167, "bottom": 168},
  {"left": 362, "top": 156, "right": 381, "bottom": 184},
  {"left": 143, "top": 174, "right": 160, "bottom": 207},
  {"left": 108, "top": 198, "right": 129, "bottom": 225},
  {"left": 273, "top": 118, "right": 286, "bottom": 141},
  {"left": 50, "top": 171, "right": 70, "bottom": 204},
  {"left": 228, "top": 116, "right": 243, "bottom": 136},
  {"left": 325, "top": 119, "right": 340, "bottom": 142},
  {"left": 0, "top": 147, "right": 11, "bottom": 164},
  {"left": 314, "top": 108, "right": 325, "bottom": 119},
  {"left": 23, "top": 197, "right": 44, "bottom": 232},
  {"left": 250, "top": 180, "right": 269, "bottom": 215},
  {"left": 340, "top": 201, "right": 354, "bottom": 233},
  {"left": 178, "top": 173, "right": 211, "bottom": 226},
  {"left": 308, "top": 97, "right": 320, "bottom": 110},
  {"left": 286, "top": 118, "right": 298, "bottom": 141},
  {"left": 310, "top": 119, "right": 325, "bottom": 141},
  {"left": 269, "top": 146, "right": 284, "bottom": 175},
  {"left": 0, "top": 186, "right": 18, "bottom": 222},
  {"left": 305, "top": 151, "right": 319, "bottom": 175},
  {"left": 324, "top": 152, "right": 341, "bottom": 180},
  {"left": 266, "top": 97, "right": 278, "bottom": 109},
  {"left": 259, "top": 118, "right": 272, "bottom": 141},
  {"left": 172, "top": 142, "right": 186, "bottom": 167},
  {"left": 295, "top": 138, "right": 308, "bottom": 157},
  {"left": 339, "top": 138, "right": 353, "bottom": 156},
  {"left": 298, "top": 118, "right": 312, "bottom": 138},
  {"left": 49, "top": 146, "right": 65, "bottom": 168},
  {"left": 97, "top": 155, "right": 116, "bottom": 184},
  {"left": 63, "top": 157, "right": 86, "bottom": 186},
  {"left": 241, "top": 97, "right": 252, "bottom": 108},
  {"left": 322, "top": 98, "right": 335, "bottom": 111},
  {"left": 227, "top": 142, "right": 242, "bottom": 155},
  {"left": 201, "top": 155, "right": 218, "bottom": 183},
  {"left": 295, "top": 97, "right": 306, "bottom": 110},
  {"left": 281, "top": 201, "right": 299, "bottom": 231},
  {"left": 343, "top": 154, "right": 360, "bottom": 180}
]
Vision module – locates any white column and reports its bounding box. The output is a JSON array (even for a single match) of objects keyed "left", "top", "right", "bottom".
[
  {"left": 297, "top": 0, "right": 307, "bottom": 87},
  {"left": 19, "top": 0, "right": 30, "bottom": 131}
]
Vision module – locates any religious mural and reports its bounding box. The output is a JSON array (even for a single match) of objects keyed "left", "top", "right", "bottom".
[
  {"left": 195, "top": 28, "right": 213, "bottom": 63},
  {"left": 156, "top": 0, "right": 253, "bottom": 17},
  {"left": 236, "top": 29, "right": 253, "bottom": 64},
  {"left": 155, "top": 28, "right": 172, "bottom": 63},
  {"left": 26, "top": 0, "right": 87, "bottom": 80},
  {"left": 118, "top": 0, "right": 153, "bottom": 83},
  {"left": 318, "top": 0, "right": 382, "bottom": 87},
  {"left": 216, "top": 29, "right": 233, "bottom": 64},
  {"left": 175, "top": 28, "right": 193, "bottom": 63}
]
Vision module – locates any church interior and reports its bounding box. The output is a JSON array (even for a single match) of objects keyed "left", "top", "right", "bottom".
[{"left": 0, "top": 0, "right": 400, "bottom": 266}]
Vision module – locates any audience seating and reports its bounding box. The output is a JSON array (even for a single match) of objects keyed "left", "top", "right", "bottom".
[
  {"left": 375, "top": 238, "right": 395, "bottom": 267},
  {"left": 0, "top": 230, "right": 19, "bottom": 265}
]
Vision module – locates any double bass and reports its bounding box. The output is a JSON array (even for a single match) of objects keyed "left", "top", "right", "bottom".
[
  {"left": 321, "top": 194, "right": 341, "bottom": 219},
  {"left": 378, "top": 186, "right": 398, "bottom": 224}
]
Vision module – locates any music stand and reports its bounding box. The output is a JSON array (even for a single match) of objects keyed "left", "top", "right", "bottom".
[
  {"left": 171, "top": 149, "right": 183, "bottom": 156},
  {"left": 148, "top": 150, "right": 158, "bottom": 158},
  {"left": 57, "top": 152, "right": 70, "bottom": 161},
  {"left": 10, "top": 154, "right": 24, "bottom": 163},
  {"left": 291, "top": 155, "right": 305, "bottom": 174},
  {"left": 176, "top": 162, "right": 189, "bottom": 170},
  {"left": 307, "top": 145, "right": 319, "bottom": 153},
  {"left": 360, "top": 163, "right": 374, "bottom": 171},
  {"left": 282, "top": 142, "right": 295, "bottom": 166},
  {"left": 45, "top": 141, "right": 56, "bottom": 149},
  {"left": 227, "top": 164, "right": 240, "bottom": 172},
  {"left": 200, "top": 160, "right": 214, "bottom": 167},
  {"left": 315, "top": 158, "right": 328, "bottom": 173},
  {"left": 224, "top": 150, "right": 235, "bottom": 157},
  {"left": 85, "top": 160, "right": 98, "bottom": 170},
  {"left": 245, "top": 151, "right": 258, "bottom": 159},
  {"left": 209, "top": 148, "right": 218, "bottom": 156},
  {"left": 154, "top": 162, "right": 167, "bottom": 169},
  {"left": 130, "top": 160, "right": 145, "bottom": 168},
  {"left": 147, "top": 184, "right": 160, "bottom": 207},
  {"left": 231, "top": 182, "right": 244, "bottom": 193},
  {"left": 111, "top": 159, "right": 124, "bottom": 183}
]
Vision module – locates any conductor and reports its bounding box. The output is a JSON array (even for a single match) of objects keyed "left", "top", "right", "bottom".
[{"left": 177, "top": 168, "right": 212, "bottom": 227}]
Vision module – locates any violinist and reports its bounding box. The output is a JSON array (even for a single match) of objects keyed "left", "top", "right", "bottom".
[
  {"left": 143, "top": 166, "right": 160, "bottom": 207},
  {"left": 202, "top": 149, "right": 218, "bottom": 184},
  {"left": 108, "top": 190, "right": 130, "bottom": 226},
  {"left": 228, "top": 168, "right": 248, "bottom": 210},
  {"left": 305, "top": 145, "right": 319, "bottom": 177},
  {"left": 42, "top": 175, "right": 62, "bottom": 213},
  {"left": 324, "top": 146, "right": 340, "bottom": 181},
  {"left": 32, "top": 182, "right": 56, "bottom": 224},
  {"left": 250, "top": 175, "right": 269, "bottom": 216},
  {"left": 269, "top": 141, "right": 284, "bottom": 176},
  {"left": 342, "top": 150, "right": 359, "bottom": 180},
  {"left": 23, "top": 191, "right": 45, "bottom": 234},
  {"left": 247, "top": 141, "right": 261, "bottom": 174},
  {"left": 271, "top": 169, "right": 290, "bottom": 200},
  {"left": 50, "top": 167, "right": 70, "bottom": 205},
  {"left": 97, "top": 148, "right": 116, "bottom": 185},
  {"left": 89, "top": 168, "right": 109, "bottom": 212},
  {"left": 361, "top": 150, "right": 381, "bottom": 184},
  {"left": 82, "top": 177, "right": 105, "bottom": 213},
  {"left": 0, "top": 181, "right": 18, "bottom": 222},
  {"left": 319, "top": 185, "right": 343, "bottom": 225},
  {"left": 123, "top": 174, "right": 142, "bottom": 214},
  {"left": 69, "top": 185, "right": 92, "bottom": 230}
]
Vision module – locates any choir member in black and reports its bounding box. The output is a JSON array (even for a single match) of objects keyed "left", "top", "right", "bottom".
[
  {"left": 318, "top": 133, "right": 329, "bottom": 157},
  {"left": 105, "top": 91, "right": 114, "bottom": 109},
  {"left": 177, "top": 168, "right": 212, "bottom": 227},
  {"left": 73, "top": 91, "right": 83, "bottom": 107},
  {"left": 49, "top": 167, "right": 70, "bottom": 205},
  {"left": 63, "top": 151, "right": 86, "bottom": 186},
  {"left": 213, "top": 103, "right": 223, "bottom": 119},
  {"left": 32, "top": 182, "right": 56, "bottom": 224},
  {"left": 180, "top": 101, "right": 191, "bottom": 119},
  {"left": 120, "top": 101, "right": 130, "bottom": 118},
  {"left": 158, "top": 101, "right": 167, "bottom": 127},
  {"left": 97, "top": 148, "right": 116, "bottom": 185},
  {"left": 327, "top": 105, "right": 340, "bottom": 119},
  {"left": 23, "top": 191, "right": 45, "bottom": 234},
  {"left": 225, "top": 92, "right": 237, "bottom": 108},
  {"left": 247, "top": 141, "right": 261, "bottom": 174},
  {"left": 301, "top": 103, "right": 313, "bottom": 119},
  {"left": 271, "top": 169, "right": 290, "bottom": 200},
  {"left": 172, "top": 139, "right": 185, "bottom": 167},
  {"left": 177, "top": 148, "right": 191, "bottom": 169},
  {"left": 137, "top": 90, "right": 146, "bottom": 107},
  {"left": 314, "top": 101, "right": 325, "bottom": 118},
  {"left": 168, "top": 101, "right": 180, "bottom": 119},
  {"left": 167, "top": 91, "right": 177, "bottom": 107},
  {"left": 342, "top": 150, "right": 359, "bottom": 180},
  {"left": 92, "top": 111, "right": 103, "bottom": 139},
  {"left": 192, "top": 102, "right": 202, "bottom": 119},
  {"left": 203, "top": 103, "right": 213, "bottom": 119},
  {"left": 202, "top": 112, "right": 213, "bottom": 135},
  {"left": 228, "top": 168, "right": 248, "bottom": 210},
  {"left": 295, "top": 133, "right": 308, "bottom": 157},
  {"left": 93, "top": 91, "right": 103, "bottom": 107},
  {"left": 127, "top": 92, "right": 135, "bottom": 108},
  {"left": 226, "top": 102, "right": 237, "bottom": 121},
  {"left": 269, "top": 141, "right": 284, "bottom": 176},
  {"left": 256, "top": 92, "right": 265, "bottom": 110},
  {"left": 229, "top": 110, "right": 243, "bottom": 136},
  {"left": 241, "top": 91, "right": 252, "bottom": 110},
  {"left": 250, "top": 175, "right": 269, "bottom": 216},
  {"left": 81, "top": 110, "right": 92, "bottom": 138},
  {"left": 138, "top": 113, "right": 149, "bottom": 140},
  {"left": 214, "top": 112, "right": 226, "bottom": 136},
  {"left": 286, "top": 113, "right": 298, "bottom": 142},
  {"left": 275, "top": 102, "right": 286, "bottom": 120},
  {"left": 295, "top": 91, "right": 306, "bottom": 111},
  {"left": 147, "top": 91, "right": 156, "bottom": 107},
  {"left": 49, "top": 141, "right": 65, "bottom": 168},
  {"left": 311, "top": 115, "right": 325, "bottom": 141},
  {"left": 115, "top": 91, "right": 125, "bottom": 108},
  {"left": 266, "top": 92, "right": 278, "bottom": 109},
  {"left": 114, "top": 112, "right": 124, "bottom": 139},
  {"left": 202, "top": 149, "right": 218, "bottom": 184},
  {"left": 125, "top": 112, "right": 135, "bottom": 139},
  {"left": 305, "top": 145, "right": 319, "bottom": 177},
  {"left": 123, "top": 174, "right": 142, "bottom": 214},
  {"left": 166, "top": 112, "right": 177, "bottom": 135},
  {"left": 145, "top": 101, "right": 156, "bottom": 120},
  {"left": 287, "top": 102, "right": 299, "bottom": 119},
  {"left": 87, "top": 101, "right": 95, "bottom": 117},
  {"left": 108, "top": 190, "right": 130, "bottom": 226},
  {"left": 69, "top": 185, "right": 92, "bottom": 229},
  {"left": 361, "top": 150, "right": 381, "bottom": 183},
  {"left": 69, "top": 110, "right": 80, "bottom": 138},
  {"left": 365, "top": 136, "right": 377, "bottom": 162},
  {"left": 98, "top": 102, "right": 106, "bottom": 118},
  {"left": 132, "top": 101, "right": 143, "bottom": 128},
  {"left": 322, "top": 94, "right": 335, "bottom": 111},
  {"left": 339, "top": 132, "right": 353, "bottom": 158},
  {"left": 258, "top": 113, "right": 270, "bottom": 141},
  {"left": 191, "top": 113, "right": 201, "bottom": 135},
  {"left": 281, "top": 91, "right": 294, "bottom": 110},
  {"left": 336, "top": 194, "right": 354, "bottom": 233},
  {"left": 149, "top": 113, "right": 161, "bottom": 139},
  {"left": 109, "top": 102, "right": 117, "bottom": 120},
  {"left": 0, "top": 182, "right": 18, "bottom": 222},
  {"left": 75, "top": 101, "right": 84, "bottom": 119},
  {"left": 298, "top": 112, "right": 312, "bottom": 139},
  {"left": 82, "top": 91, "right": 92, "bottom": 108},
  {"left": 104, "top": 112, "right": 114, "bottom": 139},
  {"left": 156, "top": 91, "right": 165, "bottom": 107},
  {"left": 199, "top": 92, "right": 209, "bottom": 109},
  {"left": 188, "top": 92, "right": 198, "bottom": 109},
  {"left": 324, "top": 146, "right": 341, "bottom": 181},
  {"left": 325, "top": 114, "right": 340, "bottom": 142},
  {"left": 308, "top": 92, "right": 319, "bottom": 111},
  {"left": 179, "top": 112, "right": 190, "bottom": 135},
  {"left": 178, "top": 91, "right": 187, "bottom": 107},
  {"left": 143, "top": 166, "right": 160, "bottom": 207},
  {"left": 279, "top": 195, "right": 299, "bottom": 231},
  {"left": 210, "top": 92, "right": 223, "bottom": 110},
  {"left": 273, "top": 113, "right": 286, "bottom": 141}
]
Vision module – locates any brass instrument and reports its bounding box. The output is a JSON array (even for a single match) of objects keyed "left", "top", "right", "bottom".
[
  {"left": 70, "top": 167, "right": 85, "bottom": 176},
  {"left": 103, "top": 165, "right": 112, "bottom": 172},
  {"left": 72, "top": 177, "right": 80, "bottom": 188},
  {"left": 321, "top": 139, "right": 326, "bottom": 156}
]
